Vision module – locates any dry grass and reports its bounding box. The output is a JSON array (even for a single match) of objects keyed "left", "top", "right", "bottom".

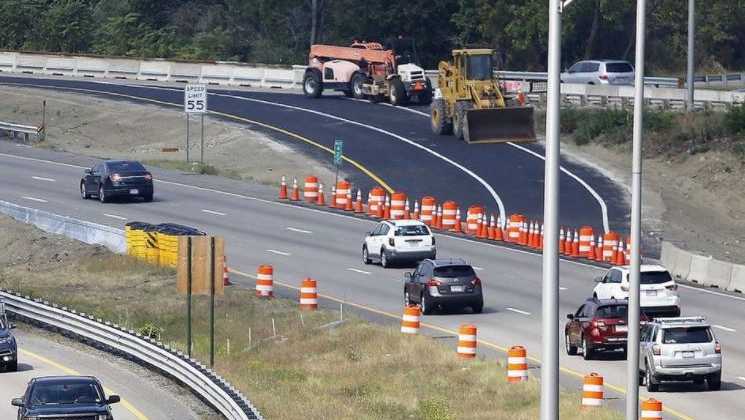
[{"left": 0, "top": 216, "right": 622, "bottom": 419}]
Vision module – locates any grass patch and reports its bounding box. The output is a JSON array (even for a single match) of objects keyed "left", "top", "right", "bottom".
[{"left": 0, "top": 217, "right": 623, "bottom": 420}]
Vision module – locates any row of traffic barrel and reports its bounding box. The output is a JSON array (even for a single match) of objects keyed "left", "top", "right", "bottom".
[
  {"left": 252, "top": 262, "right": 664, "bottom": 418},
  {"left": 280, "top": 175, "right": 634, "bottom": 266},
  {"left": 124, "top": 222, "right": 205, "bottom": 267}
]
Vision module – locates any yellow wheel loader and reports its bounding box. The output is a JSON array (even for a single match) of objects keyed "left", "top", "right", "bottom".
[{"left": 430, "top": 49, "right": 536, "bottom": 143}]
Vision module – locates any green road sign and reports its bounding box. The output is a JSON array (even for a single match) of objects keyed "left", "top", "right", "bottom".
[{"left": 334, "top": 139, "right": 344, "bottom": 166}]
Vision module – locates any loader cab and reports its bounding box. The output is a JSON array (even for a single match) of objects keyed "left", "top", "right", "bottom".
[{"left": 465, "top": 54, "right": 493, "bottom": 81}]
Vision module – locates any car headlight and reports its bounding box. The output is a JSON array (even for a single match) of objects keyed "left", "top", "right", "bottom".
[{"left": 0, "top": 337, "right": 11, "bottom": 344}]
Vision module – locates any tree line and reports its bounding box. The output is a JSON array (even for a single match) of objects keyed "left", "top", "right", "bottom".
[{"left": 1, "top": 0, "right": 743, "bottom": 73}]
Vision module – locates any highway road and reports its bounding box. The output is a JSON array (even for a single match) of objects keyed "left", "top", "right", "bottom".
[
  {"left": 0, "top": 74, "right": 630, "bottom": 236},
  {"left": 0, "top": 143, "right": 743, "bottom": 419},
  {"left": 0, "top": 325, "right": 208, "bottom": 420}
]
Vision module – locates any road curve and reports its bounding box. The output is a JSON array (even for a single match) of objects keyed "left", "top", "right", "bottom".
[
  {"left": 0, "top": 326, "right": 207, "bottom": 420},
  {"left": 0, "top": 143, "right": 743, "bottom": 419},
  {"left": 0, "top": 75, "right": 629, "bottom": 234}
]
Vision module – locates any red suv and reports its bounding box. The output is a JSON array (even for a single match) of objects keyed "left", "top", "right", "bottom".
[{"left": 565, "top": 298, "right": 644, "bottom": 360}]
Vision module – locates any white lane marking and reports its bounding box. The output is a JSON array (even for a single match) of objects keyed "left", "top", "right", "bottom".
[
  {"left": 506, "top": 307, "right": 532, "bottom": 316},
  {"left": 473, "top": 266, "right": 484, "bottom": 271},
  {"left": 15, "top": 144, "right": 31, "bottom": 148},
  {"left": 738, "top": 377, "right": 745, "bottom": 383},
  {"left": 560, "top": 286, "right": 568, "bottom": 291},
  {"left": 347, "top": 268, "right": 371, "bottom": 275},
  {"left": 712, "top": 325, "right": 736, "bottom": 333},
  {"left": 103, "top": 213, "right": 127, "bottom": 221},
  {"left": 287, "top": 227, "right": 312, "bottom": 234},
  {"left": 678, "top": 283, "right": 745, "bottom": 303},
  {"left": 32, "top": 176, "right": 56, "bottom": 182},
  {"left": 201, "top": 209, "right": 226, "bottom": 216},
  {"left": 401, "top": 106, "right": 610, "bottom": 233},
  {"left": 22, "top": 196, "right": 47, "bottom": 203},
  {"left": 266, "top": 249, "right": 291, "bottom": 256}
]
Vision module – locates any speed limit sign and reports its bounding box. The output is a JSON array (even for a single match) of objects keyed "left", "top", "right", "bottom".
[{"left": 184, "top": 84, "right": 207, "bottom": 113}]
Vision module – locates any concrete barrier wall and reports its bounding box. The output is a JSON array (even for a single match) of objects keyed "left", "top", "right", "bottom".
[
  {"left": 0, "top": 200, "right": 126, "bottom": 254},
  {"left": 661, "top": 240, "right": 743, "bottom": 294}
]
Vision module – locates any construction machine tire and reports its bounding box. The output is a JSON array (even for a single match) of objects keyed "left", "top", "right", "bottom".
[
  {"left": 303, "top": 70, "right": 323, "bottom": 98},
  {"left": 351, "top": 73, "right": 367, "bottom": 99},
  {"left": 453, "top": 101, "right": 473, "bottom": 140},
  {"left": 389, "top": 78, "right": 408, "bottom": 106},
  {"left": 430, "top": 98, "right": 452, "bottom": 135}
]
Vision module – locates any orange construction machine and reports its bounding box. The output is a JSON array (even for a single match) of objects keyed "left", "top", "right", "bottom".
[{"left": 303, "top": 41, "right": 432, "bottom": 105}]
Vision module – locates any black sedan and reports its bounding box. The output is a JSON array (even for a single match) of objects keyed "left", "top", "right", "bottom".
[
  {"left": 404, "top": 258, "right": 484, "bottom": 314},
  {"left": 12, "top": 376, "right": 120, "bottom": 419},
  {"left": 81, "top": 160, "right": 154, "bottom": 203}
]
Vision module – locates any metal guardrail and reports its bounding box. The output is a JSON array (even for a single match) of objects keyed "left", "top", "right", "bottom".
[
  {"left": 0, "top": 290, "right": 262, "bottom": 420},
  {"left": 0, "top": 121, "right": 42, "bottom": 134}
]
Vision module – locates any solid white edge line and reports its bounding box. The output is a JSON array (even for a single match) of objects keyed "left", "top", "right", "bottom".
[
  {"left": 266, "top": 249, "right": 291, "bottom": 256},
  {"left": 506, "top": 307, "right": 532, "bottom": 316},
  {"left": 399, "top": 106, "right": 610, "bottom": 233},
  {"left": 286, "top": 227, "right": 312, "bottom": 234},
  {"left": 677, "top": 283, "right": 745, "bottom": 302},
  {"left": 32, "top": 176, "right": 56, "bottom": 182},
  {"left": 201, "top": 209, "right": 226, "bottom": 216},
  {"left": 712, "top": 324, "right": 736, "bottom": 333},
  {"left": 347, "top": 268, "right": 371, "bottom": 275},
  {"left": 560, "top": 286, "right": 568, "bottom": 291},
  {"left": 22, "top": 196, "right": 48, "bottom": 203},
  {"left": 103, "top": 213, "right": 127, "bottom": 221},
  {"left": 737, "top": 377, "right": 745, "bottom": 382}
]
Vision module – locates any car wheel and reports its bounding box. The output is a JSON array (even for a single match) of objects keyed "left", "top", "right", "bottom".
[
  {"left": 471, "top": 300, "right": 484, "bottom": 314},
  {"left": 565, "top": 333, "right": 578, "bottom": 355},
  {"left": 98, "top": 186, "right": 107, "bottom": 203},
  {"left": 6, "top": 360, "right": 17, "bottom": 372},
  {"left": 362, "top": 246, "right": 371, "bottom": 265},
  {"left": 421, "top": 293, "right": 432, "bottom": 315},
  {"left": 142, "top": 194, "right": 153, "bottom": 203},
  {"left": 80, "top": 182, "right": 89, "bottom": 199},
  {"left": 693, "top": 378, "right": 705, "bottom": 386},
  {"left": 303, "top": 71, "right": 323, "bottom": 98},
  {"left": 646, "top": 364, "right": 659, "bottom": 392},
  {"left": 582, "top": 336, "right": 593, "bottom": 360},
  {"left": 380, "top": 248, "right": 389, "bottom": 268},
  {"left": 707, "top": 372, "right": 722, "bottom": 391},
  {"left": 351, "top": 73, "right": 367, "bottom": 99}
]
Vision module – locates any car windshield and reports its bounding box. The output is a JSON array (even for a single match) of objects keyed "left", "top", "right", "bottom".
[
  {"left": 606, "top": 63, "right": 633, "bottom": 73},
  {"left": 30, "top": 381, "right": 103, "bottom": 406},
  {"left": 640, "top": 271, "right": 673, "bottom": 284},
  {"left": 395, "top": 225, "right": 430, "bottom": 236},
  {"left": 662, "top": 326, "right": 712, "bottom": 344},
  {"left": 107, "top": 161, "right": 145, "bottom": 172},
  {"left": 433, "top": 265, "right": 475, "bottom": 278},
  {"left": 596, "top": 305, "right": 628, "bottom": 319},
  {"left": 466, "top": 55, "right": 493, "bottom": 80}
]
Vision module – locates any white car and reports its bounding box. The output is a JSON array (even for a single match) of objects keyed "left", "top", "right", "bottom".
[
  {"left": 362, "top": 220, "right": 436, "bottom": 268},
  {"left": 593, "top": 265, "right": 680, "bottom": 317}
]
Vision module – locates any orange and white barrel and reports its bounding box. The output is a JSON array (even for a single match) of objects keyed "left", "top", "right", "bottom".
[
  {"left": 466, "top": 205, "right": 484, "bottom": 235},
  {"left": 579, "top": 226, "right": 595, "bottom": 257},
  {"left": 256, "top": 264, "right": 274, "bottom": 298},
  {"left": 442, "top": 201, "right": 458, "bottom": 230},
  {"left": 507, "top": 214, "right": 526, "bottom": 243},
  {"left": 335, "top": 180, "right": 351, "bottom": 208},
  {"left": 603, "top": 231, "right": 620, "bottom": 262},
  {"left": 303, "top": 176, "right": 319, "bottom": 203},
  {"left": 457, "top": 324, "right": 477, "bottom": 359},
  {"left": 390, "top": 192, "right": 407, "bottom": 219},
  {"left": 640, "top": 398, "right": 663, "bottom": 420},
  {"left": 400, "top": 305, "right": 421, "bottom": 334},
  {"left": 299, "top": 278, "right": 318, "bottom": 310},
  {"left": 420, "top": 196, "right": 437, "bottom": 225},
  {"left": 582, "top": 372, "right": 604, "bottom": 407},
  {"left": 507, "top": 345, "right": 528, "bottom": 383},
  {"left": 368, "top": 187, "right": 386, "bottom": 217}
]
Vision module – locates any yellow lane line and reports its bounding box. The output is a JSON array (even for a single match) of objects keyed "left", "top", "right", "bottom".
[
  {"left": 230, "top": 268, "right": 694, "bottom": 420},
  {"left": 20, "top": 349, "right": 149, "bottom": 420},
  {"left": 0, "top": 82, "right": 394, "bottom": 193}
]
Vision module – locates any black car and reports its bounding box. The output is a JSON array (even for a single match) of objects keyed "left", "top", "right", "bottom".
[
  {"left": 0, "top": 301, "right": 18, "bottom": 372},
  {"left": 404, "top": 258, "right": 483, "bottom": 314},
  {"left": 12, "top": 376, "right": 120, "bottom": 420},
  {"left": 81, "top": 160, "right": 154, "bottom": 203}
]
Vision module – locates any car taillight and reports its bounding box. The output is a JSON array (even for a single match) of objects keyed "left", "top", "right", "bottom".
[
  {"left": 653, "top": 345, "right": 661, "bottom": 356},
  {"left": 665, "top": 284, "right": 678, "bottom": 291},
  {"left": 715, "top": 342, "right": 721, "bottom": 354},
  {"left": 389, "top": 238, "right": 395, "bottom": 247},
  {"left": 599, "top": 74, "right": 609, "bottom": 80},
  {"left": 592, "top": 320, "right": 606, "bottom": 328},
  {"left": 471, "top": 277, "right": 481, "bottom": 287},
  {"left": 110, "top": 174, "right": 122, "bottom": 182},
  {"left": 144, "top": 173, "right": 153, "bottom": 181},
  {"left": 621, "top": 284, "right": 629, "bottom": 292},
  {"left": 427, "top": 278, "right": 441, "bottom": 287}
]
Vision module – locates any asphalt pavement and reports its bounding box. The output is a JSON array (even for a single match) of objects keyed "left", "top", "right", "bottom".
[{"left": 0, "top": 143, "right": 742, "bottom": 419}]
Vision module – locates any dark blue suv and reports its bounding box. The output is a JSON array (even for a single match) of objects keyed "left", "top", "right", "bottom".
[
  {"left": 0, "top": 301, "right": 17, "bottom": 372},
  {"left": 12, "top": 376, "right": 120, "bottom": 420}
]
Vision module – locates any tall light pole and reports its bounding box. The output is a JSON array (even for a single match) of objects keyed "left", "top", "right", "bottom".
[
  {"left": 687, "top": 0, "right": 695, "bottom": 111},
  {"left": 541, "top": 0, "right": 562, "bottom": 419},
  {"left": 627, "top": 0, "right": 647, "bottom": 419}
]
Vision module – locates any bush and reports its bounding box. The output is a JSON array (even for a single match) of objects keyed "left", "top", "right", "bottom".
[
  {"left": 724, "top": 105, "right": 745, "bottom": 136},
  {"left": 417, "top": 398, "right": 451, "bottom": 420},
  {"left": 572, "top": 109, "right": 630, "bottom": 145}
]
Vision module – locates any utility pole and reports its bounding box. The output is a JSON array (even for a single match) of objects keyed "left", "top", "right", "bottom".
[
  {"left": 687, "top": 0, "right": 695, "bottom": 111},
  {"left": 627, "top": 1, "right": 647, "bottom": 419},
  {"left": 541, "top": 0, "right": 562, "bottom": 419}
]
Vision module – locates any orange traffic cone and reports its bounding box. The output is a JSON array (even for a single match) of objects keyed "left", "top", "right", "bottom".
[
  {"left": 412, "top": 200, "right": 420, "bottom": 221},
  {"left": 539, "top": 224, "right": 544, "bottom": 249},
  {"left": 494, "top": 216, "right": 504, "bottom": 241},
  {"left": 615, "top": 241, "right": 627, "bottom": 265},
  {"left": 223, "top": 256, "right": 232, "bottom": 286},
  {"left": 330, "top": 185, "right": 337, "bottom": 208},
  {"left": 290, "top": 177, "right": 300, "bottom": 201},
  {"left": 595, "top": 236, "right": 604, "bottom": 260},
  {"left": 404, "top": 199, "right": 410, "bottom": 219},
  {"left": 316, "top": 183, "right": 325, "bottom": 206},
  {"left": 383, "top": 196, "right": 391, "bottom": 219},
  {"left": 587, "top": 238, "right": 597, "bottom": 261},
  {"left": 279, "top": 175, "right": 288, "bottom": 199},
  {"left": 571, "top": 229, "right": 580, "bottom": 257},
  {"left": 435, "top": 205, "right": 443, "bottom": 230},
  {"left": 477, "top": 214, "right": 488, "bottom": 239},
  {"left": 559, "top": 228, "right": 566, "bottom": 254},
  {"left": 527, "top": 222, "right": 534, "bottom": 247},
  {"left": 453, "top": 208, "right": 463, "bottom": 233},
  {"left": 354, "top": 190, "right": 363, "bottom": 213},
  {"left": 487, "top": 215, "right": 496, "bottom": 240},
  {"left": 345, "top": 189, "right": 353, "bottom": 211}
]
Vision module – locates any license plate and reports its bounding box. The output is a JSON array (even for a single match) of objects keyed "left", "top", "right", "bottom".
[
  {"left": 683, "top": 351, "right": 695, "bottom": 358},
  {"left": 615, "top": 325, "right": 628, "bottom": 333},
  {"left": 129, "top": 189, "right": 139, "bottom": 195},
  {"left": 646, "top": 290, "right": 657, "bottom": 296},
  {"left": 450, "top": 285, "right": 465, "bottom": 293}
]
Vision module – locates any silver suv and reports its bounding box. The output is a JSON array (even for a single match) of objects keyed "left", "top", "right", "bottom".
[
  {"left": 640, "top": 317, "right": 722, "bottom": 391},
  {"left": 561, "top": 60, "right": 635, "bottom": 85}
]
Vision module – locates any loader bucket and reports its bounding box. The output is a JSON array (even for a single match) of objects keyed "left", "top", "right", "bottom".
[{"left": 463, "top": 106, "right": 536, "bottom": 144}]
